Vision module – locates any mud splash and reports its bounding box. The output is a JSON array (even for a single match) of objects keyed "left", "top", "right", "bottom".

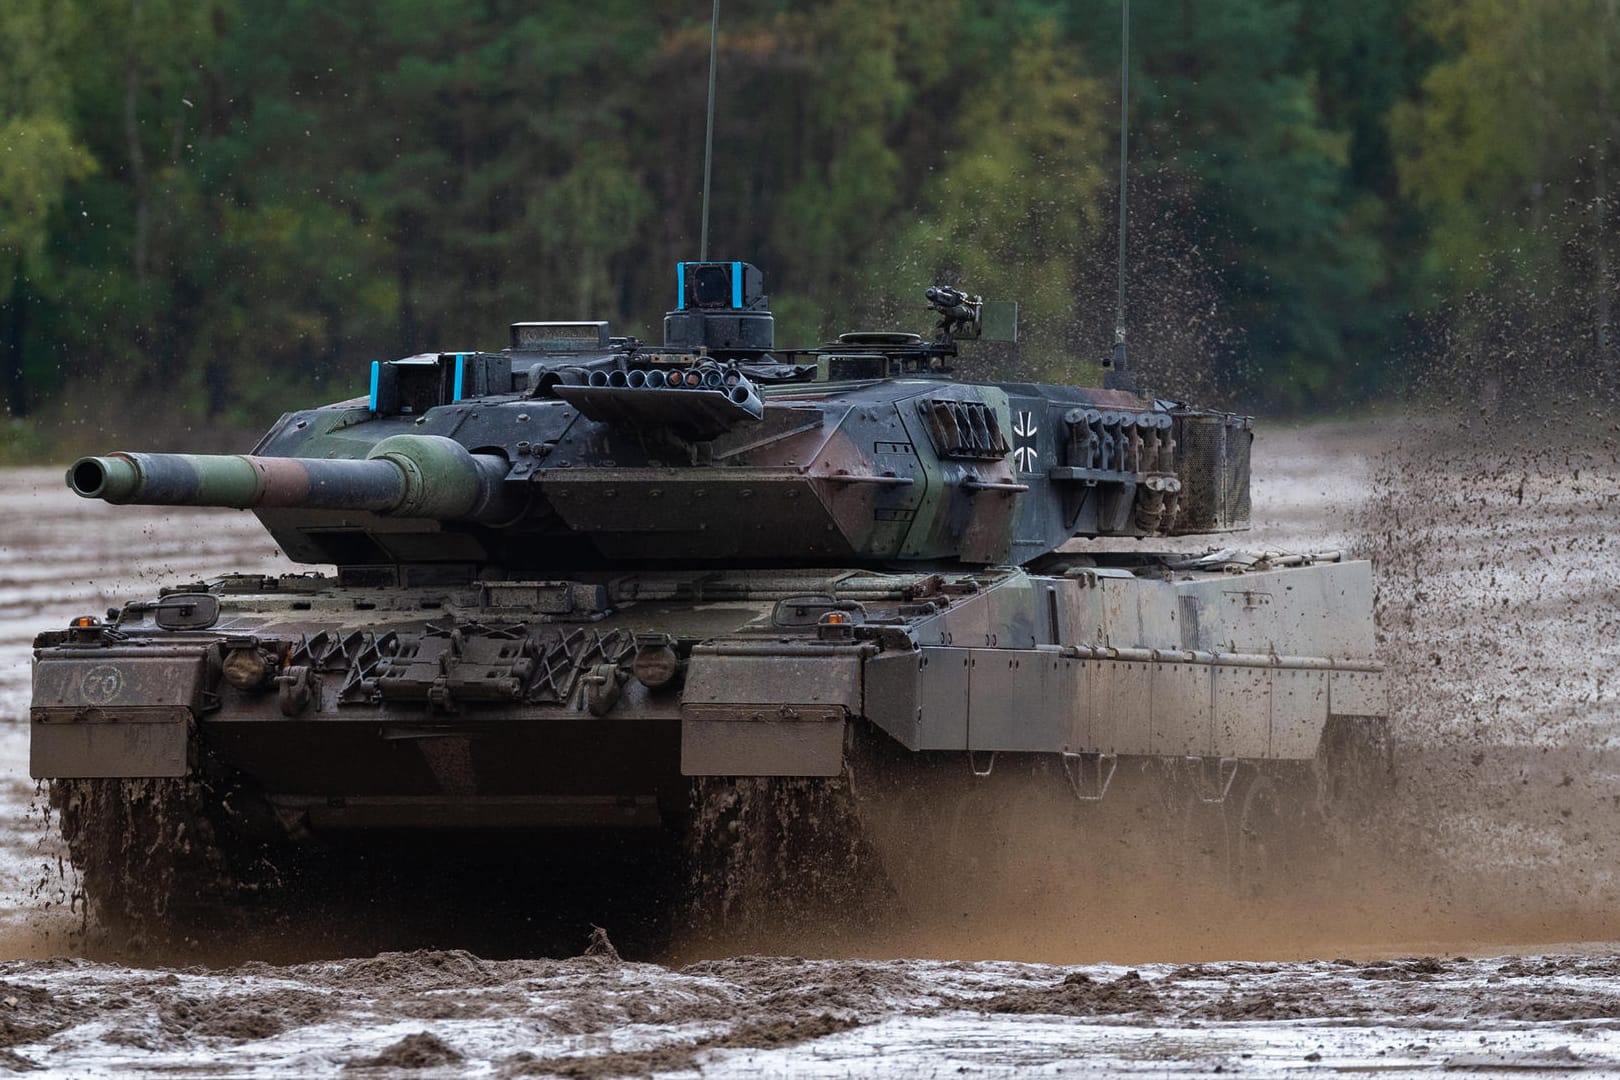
[
  {"left": 2, "top": 417, "right": 1620, "bottom": 1073},
  {"left": 9, "top": 421, "right": 1620, "bottom": 974}
]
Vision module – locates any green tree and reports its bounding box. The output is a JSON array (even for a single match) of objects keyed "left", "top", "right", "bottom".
[
  {"left": 0, "top": 0, "right": 95, "bottom": 419},
  {"left": 1393, "top": 0, "right": 1619, "bottom": 395},
  {"left": 1065, "top": 0, "right": 1422, "bottom": 406},
  {"left": 881, "top": 28, "right": 1107, "bottom": 383},
  {"left": 14, "top": 0, "right": 1587, "bottom": 440}
]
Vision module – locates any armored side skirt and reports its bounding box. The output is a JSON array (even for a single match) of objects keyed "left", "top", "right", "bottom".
[
  {"left": 861, "top": 647, "right": 1385, "bottom": 757},
  {"left": 678, "top": 643, "right": 1384, "bottom": 771},
  {"left": 31, "top": 646, "right": 203, "bottom": 779}
]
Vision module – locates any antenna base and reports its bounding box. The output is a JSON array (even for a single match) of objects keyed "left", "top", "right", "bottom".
[
  {"left": 1102, "top": 342, "right": 1138, "bottom": 393},
  {"left": 1101, "top": 370, "right": 1140, "bottom": 393}
]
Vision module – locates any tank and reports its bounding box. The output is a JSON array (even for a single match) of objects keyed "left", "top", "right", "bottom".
[{"left": 32, "top": 261, "right": 1389, "bottom": 950}]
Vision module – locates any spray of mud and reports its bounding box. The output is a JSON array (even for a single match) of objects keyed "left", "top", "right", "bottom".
[
  {"left": 678, "top": 752, "right": 1442, "bottom": 966},
  {"left": 1345, "top": 404, "right": 1620, "bottom": 946},
  {"left": 672, "top": 406, "right": 1620, "bottom": 968},
  {"left": 4, "top": 783, "right": 80, "bottom": 962},
  {"left": 7, "top": 401, "right": 1620, "bottom": 970}
]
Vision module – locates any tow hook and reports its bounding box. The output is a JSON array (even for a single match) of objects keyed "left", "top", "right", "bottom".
[{"left": 582, "top": 663, "right": 627, "bottom": 717}]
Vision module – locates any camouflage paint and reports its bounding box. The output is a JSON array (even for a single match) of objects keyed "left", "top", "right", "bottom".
[{"left": 69, "top": 436, "right": 508, "bottom": 522}]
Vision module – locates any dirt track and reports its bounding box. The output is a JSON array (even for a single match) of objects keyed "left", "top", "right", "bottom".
[{"left": 0, "top": 416, "right": 1618, "bottom": 1076}]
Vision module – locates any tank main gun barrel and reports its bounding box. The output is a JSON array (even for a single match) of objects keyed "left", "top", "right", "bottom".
[{"left": 67, "top": 434, "right": 515, "bottom": 522}]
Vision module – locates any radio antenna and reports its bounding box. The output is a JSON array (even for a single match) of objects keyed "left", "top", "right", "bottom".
[
  {"left": 1105, "top": 0, "right": 1135, "bottom": 391},
  {"left": 699, "top": 0, "right": 720, "bottom": 261}
]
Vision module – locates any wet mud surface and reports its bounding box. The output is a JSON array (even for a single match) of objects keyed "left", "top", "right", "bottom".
[
  {"left": 9, "top": 948, "right": 1620, "bottom": 1076},
  {"left": 0, "top": 417, "right": 1617, "bottom": 1075}
]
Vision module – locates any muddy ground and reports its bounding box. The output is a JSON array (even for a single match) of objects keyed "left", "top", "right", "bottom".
[{"left": 0, "top": 415, "right": 1617, "bottom": 1076}]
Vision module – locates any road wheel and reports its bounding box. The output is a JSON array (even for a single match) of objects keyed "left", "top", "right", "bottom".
[
  {"left": 1229, "top": 771, "right": 1284, "bottom": 896},
  {"left": 1227, "top": 765, "right": 1327, "bottom": 898}
]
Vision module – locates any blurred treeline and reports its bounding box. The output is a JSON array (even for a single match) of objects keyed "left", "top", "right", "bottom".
[{"left": 1, "top": 0, "right": 1616, "bottom": 446}]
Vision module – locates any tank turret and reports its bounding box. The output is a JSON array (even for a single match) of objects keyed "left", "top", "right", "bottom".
[{"left": 66, "top": 265, "right": 1250, "bottom": 575}]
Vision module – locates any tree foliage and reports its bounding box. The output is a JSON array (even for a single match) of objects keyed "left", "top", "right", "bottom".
[
  {"left": 1393, "top": 0, "right": 1619, "bottom": 393},
  {"left": 0, "top": 0, "right": 96, "bottom": 418},
  {"left": 0, "top": 0, "right": 1610, "bottom": 437}
]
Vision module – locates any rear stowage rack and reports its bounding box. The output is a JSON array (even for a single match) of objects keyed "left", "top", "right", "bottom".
[{"left": 1171, "top": 411, "right": 1252, "bottom": 533}]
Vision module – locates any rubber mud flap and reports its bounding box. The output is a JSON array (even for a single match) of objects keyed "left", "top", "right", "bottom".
[
  {"left": 680, "top": 706, "right": 846, "bottom": 777},
  {"left": 31, "top": 709, "right": 189, "bottom": 778},
  {"left": 680, "top": 651, "right": 857, "bottom": 775},
  {"left": 30, "top": 654, "right": 201, "bottom": 778}
]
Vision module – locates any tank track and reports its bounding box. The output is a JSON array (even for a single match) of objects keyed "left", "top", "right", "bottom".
[
  {"left": 683, "top": 718, "right": 1393, "bottom": 946},
  {"left": 50, "top": 716, "right": 1389, "bottom": 956},
  {"left": 51, "top": 773, "right": 286, "bottom": 955}
]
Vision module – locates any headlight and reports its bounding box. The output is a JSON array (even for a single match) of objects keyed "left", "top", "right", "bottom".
[{"left": 222, "top": 647, "right": 273, "bottom": 691}]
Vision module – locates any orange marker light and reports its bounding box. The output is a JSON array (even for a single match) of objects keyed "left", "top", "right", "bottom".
[{"left": 72, "top": 616, "right": 97, "bottom": 628}]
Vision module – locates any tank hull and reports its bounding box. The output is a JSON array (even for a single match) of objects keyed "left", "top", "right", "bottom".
[
  {"left": 33, "top": 557, "right": 1385, "bottom": 835},
  {"left": 34, "top": 557, "right": 1389, "bottom": 951}
]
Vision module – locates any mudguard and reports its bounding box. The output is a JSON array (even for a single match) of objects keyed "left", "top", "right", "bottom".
[
  {"left": 678, "top": 646, "right": 863, "bottom": 776},
  {"left": 30, "top": 649, "right": 205, "bottom": 778}
]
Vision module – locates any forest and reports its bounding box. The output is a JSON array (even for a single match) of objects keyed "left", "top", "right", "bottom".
[{"left": 1, "top": 0, "right": 1616, "bottom": 452}]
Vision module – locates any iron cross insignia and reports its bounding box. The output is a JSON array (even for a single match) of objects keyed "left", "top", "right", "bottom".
[{"left": 1012, "top": 410, "right": 1039, "bottom": 472}]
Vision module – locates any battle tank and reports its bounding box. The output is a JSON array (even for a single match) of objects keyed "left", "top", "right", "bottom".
[{"left": 33, "top": 261, "right": 1388, "bottom": 950}]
